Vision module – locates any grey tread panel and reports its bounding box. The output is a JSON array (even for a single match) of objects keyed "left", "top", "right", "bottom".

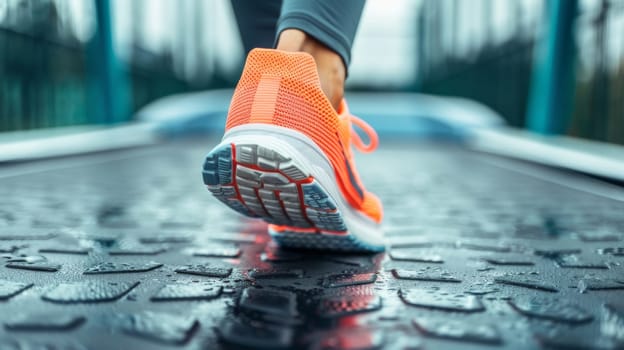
[
  {"left": 0, "top": 281, "right": 33, "bottom": 300},
  {"left": 111, "top": 312, "right": 198, "bottom": 345},
  {"left": 83, "top": 261, "right": 163, "bottom": 274},
  {"left": 42, "top": 281, "right": 140, "bottom": 303},
  {"left": 4, "top": 313, "right": 86, "bottom": 331},
  {"left": 150, "top": 284, "right": 222, "bottom": 301},
  {"left": 399, "top": 288, "right": 485, "bottom": 312}
]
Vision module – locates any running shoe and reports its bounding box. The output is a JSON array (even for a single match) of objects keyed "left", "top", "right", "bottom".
[{"left": 202, "top": 48, "right": 384, "bottom": 252}]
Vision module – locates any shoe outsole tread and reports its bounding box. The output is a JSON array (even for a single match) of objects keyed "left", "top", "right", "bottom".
[{"left": 203, "top": 143, "right": 383, "bottom": 252}]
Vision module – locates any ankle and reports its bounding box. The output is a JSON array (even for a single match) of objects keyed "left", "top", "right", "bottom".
[{"left": 276, "top": 29, "right": 345, "bottom": 111}]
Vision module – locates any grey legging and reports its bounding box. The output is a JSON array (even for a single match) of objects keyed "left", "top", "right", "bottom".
[{"left": 230, "top": 0, "right": 366, "bottom": 69}]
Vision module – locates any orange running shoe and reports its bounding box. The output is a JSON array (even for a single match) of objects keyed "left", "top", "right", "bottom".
[{"left": 202, "top": 48, "right": 384, "bottom": 252}]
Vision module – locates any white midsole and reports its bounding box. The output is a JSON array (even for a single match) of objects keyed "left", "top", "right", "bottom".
[{"left": 219, "top": 124, "right": 384, "bottom": 248}]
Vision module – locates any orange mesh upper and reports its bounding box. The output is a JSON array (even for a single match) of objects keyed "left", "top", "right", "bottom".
[{"left": 225, "top": 49, "right": 382, "bottom": 223}]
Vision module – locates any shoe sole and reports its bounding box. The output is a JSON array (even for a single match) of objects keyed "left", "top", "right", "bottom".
[{"left": 202, "top": 125, "right": 384, "bottom": 253}]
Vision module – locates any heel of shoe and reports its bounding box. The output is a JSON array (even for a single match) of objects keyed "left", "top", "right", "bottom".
[
  {"left": 203, "top": 126, "right": 385, "bottom": 252},
  {"left": 203, "top": 144, "right": 259, "bottom": 218},
  {"left": 203, "top": 140, "right": 347, "bottom": 231}
]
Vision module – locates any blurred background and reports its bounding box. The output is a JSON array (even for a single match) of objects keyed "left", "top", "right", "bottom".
[{"left": 0, "top": 0, "right": 623, "bottom": 144}]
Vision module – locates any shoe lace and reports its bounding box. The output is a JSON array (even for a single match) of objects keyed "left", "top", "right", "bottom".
[{"left": 348, "top": 113, "right": 379, "bottom": 153}]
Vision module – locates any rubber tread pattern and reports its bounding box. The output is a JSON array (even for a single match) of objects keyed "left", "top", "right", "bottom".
[{"left": 203, "top": 143, "right": 381, "bottom": 252}]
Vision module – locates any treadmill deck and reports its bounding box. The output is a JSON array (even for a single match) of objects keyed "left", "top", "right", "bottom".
[{"left": 0, "top": 139, "right": 622, "bottom": 350}]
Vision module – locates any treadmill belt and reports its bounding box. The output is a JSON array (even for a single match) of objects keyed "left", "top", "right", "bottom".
[{"left": 0, "top": 140, "right": 622, "bottom": 350}]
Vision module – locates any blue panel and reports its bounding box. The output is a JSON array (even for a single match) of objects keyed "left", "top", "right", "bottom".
[
  {"left": 88, "top": 0, "right": 131, "bottom": 124},
  {"left": 527, "top": 0, "right": 578, "bottom": 134}
]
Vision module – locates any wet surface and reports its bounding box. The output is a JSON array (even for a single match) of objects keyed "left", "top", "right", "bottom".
[
  {"left": 0, "top": 140, "right": 623, "bottom": 349},
  {"left": 508, "top": 297, "right": 594, "bottom": 324},
  {"left": 400, "top": 288, "right": 485, "bottom": 312},
  {"left": 42, "top": 281, "right": 140, "bottom": 303},
  {"left": 112, "top": 312, "right": 199, "bottom": 345},
  {"left": 412, "top": 317, "right": 502, "bottom": 345},
  {"left": 151, "top": 283, "right": 223, "bottom": 302},
  {"left": 4, "top": 313, "right": 86, "bottom": 331}
]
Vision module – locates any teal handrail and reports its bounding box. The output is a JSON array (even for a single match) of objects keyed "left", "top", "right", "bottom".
[{"left": 526, "top": 0, "right": 578, "bottom": 135}]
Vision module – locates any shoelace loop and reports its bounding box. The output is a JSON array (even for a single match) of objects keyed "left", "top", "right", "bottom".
[{"left": 349, "top": 114, "right": 379, "bottom": 153}]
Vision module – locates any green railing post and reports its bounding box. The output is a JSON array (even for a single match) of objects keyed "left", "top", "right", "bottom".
[
  {"left": 526, "top": 0, "right": 578, "bottom": 134},
  {"left": 87, "top": 0, "right": 131, "bottom": 124}
]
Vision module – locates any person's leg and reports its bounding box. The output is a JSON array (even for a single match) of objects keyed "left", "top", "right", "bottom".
[
  {"left": 276, "top": 30, "right": 346, "bottom": 111},
  {"left": 204, "top": 0, "right": 383, "bottom": 253},
  {"left": 275, "top": 0, "right": 366, "bottom": 110},
  {"left": 230, "top": 0, "right": 283, "bottom": 53},
  {"left": 231, "top": 0, "right": 365, "bottom": 110}
]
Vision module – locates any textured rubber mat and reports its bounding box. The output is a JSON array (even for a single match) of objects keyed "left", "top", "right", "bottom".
[{"left": 0, "top": 139, "right": 623, "bottom": 349}]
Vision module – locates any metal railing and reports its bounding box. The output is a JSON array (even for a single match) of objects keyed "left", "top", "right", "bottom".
[{"left": 1, "top": 0, "right": 623, "bottom": 147}]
